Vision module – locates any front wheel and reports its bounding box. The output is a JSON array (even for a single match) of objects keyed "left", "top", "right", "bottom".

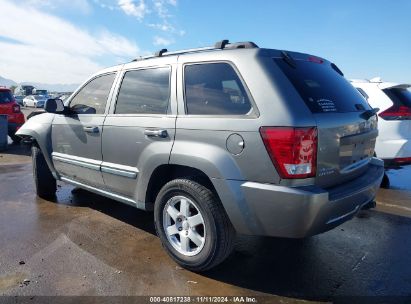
[
  {"left": 32, "top": 145, "right": 56, "bottom": 199},
  {"left": 154, "top": 179, "right": 235, "bottom": 272}
]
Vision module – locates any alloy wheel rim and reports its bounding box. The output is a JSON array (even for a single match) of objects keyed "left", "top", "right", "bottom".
[{"left": 162, "top": 195, "right": 206, "bottom": 256}]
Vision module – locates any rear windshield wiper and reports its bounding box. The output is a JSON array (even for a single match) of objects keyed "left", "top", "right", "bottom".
[
  {"left": 361, "top": 108, "right": 379, "bottom": 120},
  {"left": 281, "top": 51, "right": 296, "bottom": 68}
]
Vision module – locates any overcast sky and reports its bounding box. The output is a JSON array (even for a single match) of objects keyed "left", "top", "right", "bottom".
[{"left": 0, "top": 0, "right": 410, "bottom": 85}]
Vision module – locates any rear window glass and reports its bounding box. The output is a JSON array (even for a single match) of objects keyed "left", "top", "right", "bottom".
[
  {"left": 0, "top": 91, "right": 13, "bottom": 103},
  {"left": 383, "top": 88, "right": 411, "bottom": 107},
  {"left": 274, "top": 58, "right": 370, "bottom": 113}
]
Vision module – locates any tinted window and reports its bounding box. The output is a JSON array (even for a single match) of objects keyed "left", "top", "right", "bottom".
[
  {"left": 34, "top": 90, "right": 48, "bottom": 95},
  {"left": 184, "top": 63, "right": 252, "bottom": 115},
  {"left": 383, "top": 88, "right": 411, "bottom": 108},
  {"left": 275, "top": 59, "right": 371, "bottom": 113},
  {"left": 70, "top": 73, "right": 115, "bottom": 114},
  {"left": 0, "top": 91, "right": 13, "bottom": 103},
  {"left": 115, "top": 67, "right": 170, "bottom": 114}
]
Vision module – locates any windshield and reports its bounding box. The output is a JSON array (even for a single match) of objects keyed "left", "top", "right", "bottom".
[
  {"left": 274, "top": 58, "right": 371, "bottom": 113},
  {"left": 34, "top": 90, "right": 48, "bottom": 95},
  {"left": 34, "top": 95, "right": 46, "bottom": 100},
  {"left": 383, "top": 88, "right": 411, "bottom": 107},
  {"left": 0, "top": 91, "right": 14, "bottom": 103}
]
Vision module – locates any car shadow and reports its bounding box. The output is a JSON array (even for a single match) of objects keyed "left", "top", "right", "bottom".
[
  {"left": 55, "top": 186, "right": 157, "bottom": 236},
  {"left": 202, "top": 209, "right": 411, "bottom": 300}
]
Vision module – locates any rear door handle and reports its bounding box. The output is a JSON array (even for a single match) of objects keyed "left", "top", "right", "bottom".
[
  {"left": 83, "top": 126, "right": 99, "bottom": 134},
  {"left": 144, "top": 129, "right": 168, "bottom": 138}
]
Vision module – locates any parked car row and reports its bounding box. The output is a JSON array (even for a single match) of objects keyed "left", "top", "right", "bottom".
[
  {"left": 0, "top": 87, "right": 73, "bottom": 142},
  {"left": 22, "top": 95, "right": 48, "bottom": 108},
  {"left": 0, "top": 87, "right": 25, "bottom": 143},
  {"left": 12, "top": 40, "right": 411, "bottom": 271}
]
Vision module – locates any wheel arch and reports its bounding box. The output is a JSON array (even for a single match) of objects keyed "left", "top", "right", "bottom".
[
  {"left": 15, "top": 113, "right": 58, "bottom": 179},
  {"left": 144, "top": 164, "right": 218, "bottom": 209}
]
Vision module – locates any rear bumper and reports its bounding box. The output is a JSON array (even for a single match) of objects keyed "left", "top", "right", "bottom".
[
  {"left": 213, "top": 157, "right": 384, "bottom": 238},
  {"left": 376, "top": 138, "right": 411, "bottom": 164}
]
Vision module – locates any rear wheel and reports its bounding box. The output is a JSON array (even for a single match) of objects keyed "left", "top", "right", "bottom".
[
  {"left": 380, "top": 172, "right": 390, "bottom": 188},
  {"left": 32, "top": 145, "right": 56, "bottom": 199},
  {"left": 154, "top": 179, "right": 235, "bottom": 272}
]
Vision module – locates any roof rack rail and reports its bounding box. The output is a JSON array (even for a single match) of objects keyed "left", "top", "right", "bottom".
[
  {"left": 155, "top": 48, "right": 168, "bottom": 57},
  {"left": 215, "top": 39, "right": 229, "bottom": 49},
  {"left": 132, "top": 39, "right": 258, "bottom": 62}
]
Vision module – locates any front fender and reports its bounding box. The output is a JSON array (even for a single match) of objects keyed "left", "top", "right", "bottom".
[{"left": 16, "top": 113, "right": 58, "bottom": 178}]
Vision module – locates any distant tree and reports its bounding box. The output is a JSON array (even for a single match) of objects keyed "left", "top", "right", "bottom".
[{"left": 9, "top": 85, "right": 17, "bottom": 93}]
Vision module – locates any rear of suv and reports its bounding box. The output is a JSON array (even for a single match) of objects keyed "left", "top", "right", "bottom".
[
  {"left": 351, "top": 78, "right": 411, "bottom": 168},
  {"left": 17, "top": 41, "right": 384, "bottom": 271},
  {"left": 0, "top": 87, "right": 25, "bottom": 143}
]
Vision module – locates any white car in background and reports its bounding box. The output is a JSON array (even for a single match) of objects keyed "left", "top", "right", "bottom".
[
  {"left": 351, "top": 78, "right": 411, "bottom": 185},
  {"left": 22, "top": 95, "right": 47, "bottom": 108}
]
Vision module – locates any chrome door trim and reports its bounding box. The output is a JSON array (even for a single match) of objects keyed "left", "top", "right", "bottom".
[
  {"left": 52, "top": 152, "right": 101, "bottom": 171},
  {"left": 101, "top": 161, "right": 139, "bottom": 179},
  {"left": 52, "top": 152, "right": 139, "bottom": 179}
]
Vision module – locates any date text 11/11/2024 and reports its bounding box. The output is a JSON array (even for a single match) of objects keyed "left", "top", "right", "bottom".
[{"left": 149, "top": 296, "right": 258, "bottom": 303}]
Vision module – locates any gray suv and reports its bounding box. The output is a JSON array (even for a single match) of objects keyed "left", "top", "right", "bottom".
[{"left": 17, "top": 40, "right": 384, "bottom": 271}]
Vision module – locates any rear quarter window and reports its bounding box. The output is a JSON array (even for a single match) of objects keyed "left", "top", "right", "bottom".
[
  {"left": 184, "top": 62, "right": 252, "bottom": 115},
  {"left": 274, "top": 58, "right": 371, "bottom": 113}
]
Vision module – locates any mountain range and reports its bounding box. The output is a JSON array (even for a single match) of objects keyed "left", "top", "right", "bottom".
[{"left": 0, "top": 75, "right": 79, "bottom": 92}]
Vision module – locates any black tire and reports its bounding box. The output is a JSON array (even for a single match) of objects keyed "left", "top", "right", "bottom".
[
  {"left": 380, "top": 172, "right": 390, "bottom": 188},
  {"left": 154, "top": 179, "right": 235, "bottom": 272},
  {"left": 32, "top": 145, "right": 56, "bottom": 199}
]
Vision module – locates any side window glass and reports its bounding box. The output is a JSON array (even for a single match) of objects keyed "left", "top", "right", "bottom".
[
  {"left": 70, "top": 73, "right": 116, "bottom": 114},
  {"left": 184, "top": 63, "right": 252, "bottom": 115},
  {"left": 115, "top": 67, "right": 170, "bottom": 114}
]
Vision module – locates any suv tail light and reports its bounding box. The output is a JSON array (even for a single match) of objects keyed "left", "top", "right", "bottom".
[
  {"left": 394, "top": 157, "right": 411, "bottom": 165},
  {"left": 379, "top": 105, "right": 411, "bottom": 120},
  {"left": 260, "top": 127, "right": 317, "bottom": 179},
  {"left": 12, "top": 104, "right": 21, "bottom": 113}
]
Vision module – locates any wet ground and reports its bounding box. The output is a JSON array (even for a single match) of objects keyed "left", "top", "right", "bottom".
[{"left": 1, "top": 112, "right": 411, "bottom": 303}]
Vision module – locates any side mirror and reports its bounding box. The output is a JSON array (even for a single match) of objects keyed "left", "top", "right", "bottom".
[{"left": 45, "top": 98, "right": 65, "bottom": 114}]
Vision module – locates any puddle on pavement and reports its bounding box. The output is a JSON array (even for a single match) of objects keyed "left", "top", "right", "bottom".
[{"left": 0, "top": 272, "right": 27, "bottom": 292}]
